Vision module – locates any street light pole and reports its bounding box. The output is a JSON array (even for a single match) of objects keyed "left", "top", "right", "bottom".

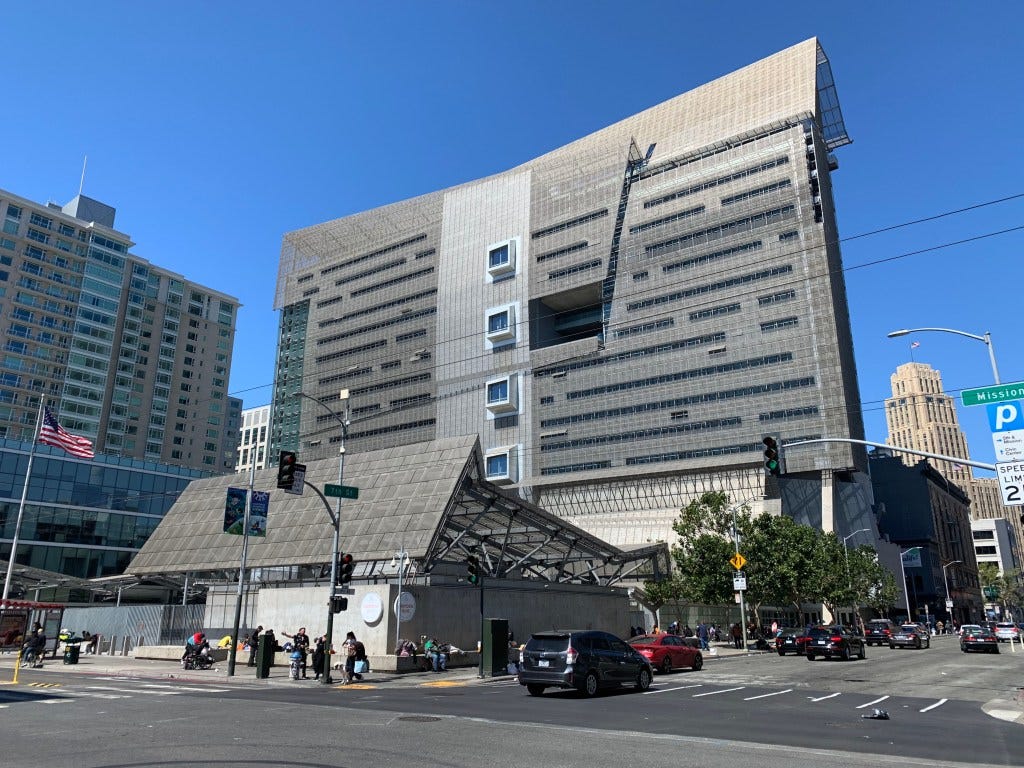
[
  {"left": 392, "top": 545, "right": 409, "bottom": 654},
  {"left": 942, "top": 560, "right": 962, "bottom": 627},
  {"left": 295, "top": 389, "right": 350, "bottom": 686},
  {"left": 728, "top": 496, "right": 763, "bottom": 650},
  {"left": 887, "top": 327, "right": 1001, "bottom": 384},
  {"left": 899, "top": 547, "right": 920, "bottom": 622},
  {"left": 842, "top": 528, "right": 870, "bottom": 627}
]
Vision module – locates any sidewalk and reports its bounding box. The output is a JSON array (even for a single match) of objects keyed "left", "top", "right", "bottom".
[{"left": 0, "top": 641, "right": 751, "bottom": 688}]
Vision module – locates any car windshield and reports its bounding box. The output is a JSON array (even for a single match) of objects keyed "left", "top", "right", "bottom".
[
  {"left": 960, "top": 625, "right": 982, "bottom": 633},
  {"left": 900, "top": 625, "right": 918, "bottom": 631},
  {"left": 631, "top": 636, "right": 658, "bottom": 644}
]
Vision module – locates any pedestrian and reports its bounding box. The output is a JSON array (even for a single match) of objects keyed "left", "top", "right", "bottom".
[
  {"left": 311, "top": 635, "right": 327, "bottom": 681},
  {"left": 683, "top": 624, "right": 693, "bottom": 637},
  {"left": 246, "top": 625, "right": 263, "bottom": 667},
  {"left": 730, "top": 622, "right": 742, "bottom": 649},
  {"left": 282, "top": 627, "right": 311, "bottom": 679},
  {"left": 342, "top": 631, "right": 366, "bottom": 684},
  {"left": 697, "top": 622, "right": 709, "bottom": 651}
]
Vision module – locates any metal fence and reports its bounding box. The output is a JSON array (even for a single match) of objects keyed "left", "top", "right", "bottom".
[{"left": 61, "top": 604, "right": 206, "bottom": 650}]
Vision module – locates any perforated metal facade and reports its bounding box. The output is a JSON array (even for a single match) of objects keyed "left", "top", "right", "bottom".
[{"left": 271, "top": 39, "right": 864, "bottom": 545}]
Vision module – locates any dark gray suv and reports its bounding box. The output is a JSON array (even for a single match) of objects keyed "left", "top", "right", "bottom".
[{"left": 518, "top": 630, "right": 654, "bottom": 697}]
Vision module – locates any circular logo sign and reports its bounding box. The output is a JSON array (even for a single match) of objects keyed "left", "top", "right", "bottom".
[
  {"left": 360, "top": 592, "right": 383, "bottom": 624},
  {"left": 393, "top": 591, "right": 416, "bottom": 622}
]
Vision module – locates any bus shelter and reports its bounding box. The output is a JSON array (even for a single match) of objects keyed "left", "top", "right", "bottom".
[{"left": 0, "top": 599, "right": 65, "bottom": 657}]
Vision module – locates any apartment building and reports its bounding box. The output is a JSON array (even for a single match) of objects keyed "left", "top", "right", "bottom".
[
  {"left": 269, "top": 39, "right": 865, "bottom": 545},
  {"left": 0, "top": 188, "right": 239, "bottom": 473},
  {"left": 235, "top": 403, "right": 271, "bottom": 474}
]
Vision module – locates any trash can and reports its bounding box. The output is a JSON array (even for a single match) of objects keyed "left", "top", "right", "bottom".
[
  {"left": 63, "top": 643, "right": 81, "bottom": 665},
  {"left": 255, "top": 636, "right": 275, "bottom": 679}
]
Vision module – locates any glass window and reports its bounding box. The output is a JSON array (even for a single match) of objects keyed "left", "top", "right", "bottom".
[
  {"left": 488, "top": 312, "right": 508, "bottom": 333},
  {"left": 489, "top": 245, "right": 509, "bottom": 268},
  {"left": 487, "top": 379, "right": 508, "bottom": 404},
  {"left": 486, "top": 453, "right": 508, "bottom": 478}
]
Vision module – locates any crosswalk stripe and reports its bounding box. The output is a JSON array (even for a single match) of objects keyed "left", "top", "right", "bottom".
[
  {"left": 141, "top": 684, "right": 229, "bottom": 693},
  {"left": 856, "top": 695, "right": 890, "bottom": 709},
  {"left": 692, "top": 686, "right": 745, "bottom": 697},
  {"left": 920, "top": 698, "right": 947, "bottom": 712},
  {"left": 743, "top": 688, "right": 792, "bottom": 700},
  {"left": 643, "top": 684, "right": 703, "bottom": 695},
  {"left": 810, "top": 692, "right": 841, "bottom": 702}
]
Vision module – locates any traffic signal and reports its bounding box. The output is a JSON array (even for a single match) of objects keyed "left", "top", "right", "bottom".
[
  {"left": 330, "top": 596, "right": 348, "bottom": 613},
  {"left": 277, "top": 450, "right": 297, "bottom": 489},
  {"left": 762, "top": 435, "right": 783, "bottom": 476},
  {"left": 466, "top": 555, "right": 480, "bottom": 586},
  {"left": 338, "top": 553, "right": 354, "bottom": 585}
]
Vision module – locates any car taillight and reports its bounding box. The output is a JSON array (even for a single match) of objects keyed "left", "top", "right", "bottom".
[
  {"left": 565, "top": 646, "right": 577, "bottom": 665},
  {"left": 883, "top": 629, "right": 891, "bottom": 636},
  {"left": 831, "top": 635, "right": 843, "bottom": 643}
]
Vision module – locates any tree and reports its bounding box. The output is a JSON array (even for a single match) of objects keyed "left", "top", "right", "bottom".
[{"left": 742, "top": 513, "right": 824, "bottom": 625}]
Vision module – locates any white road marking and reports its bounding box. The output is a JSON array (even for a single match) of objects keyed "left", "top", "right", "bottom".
[
  {"left": 643, "top": 684, "right": 704, "bottom": 695},
  {"left": 856, "top": 695, "right": 890, "bottom": 709},
  {"left": 692, "top": 686, "right": 745, "bottom": 697},
  {"left": 919, "top": 698, "right": 948, "bottom": 712},
  {"left": 743, "top": 689, "right": 793, "bottom": 700},
  {"left": 37, "top": 698, "right": 74, "bottom": 704},
  {"left": 809, "top": 692, "right": 841, "bottom": 702},
  {"left": 141, "top": 683, "right": 229, "bottom": 693}
]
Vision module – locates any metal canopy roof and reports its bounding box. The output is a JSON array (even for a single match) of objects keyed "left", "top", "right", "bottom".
[{"left": 128, "top": 435, "right": 668, "bottom": 588}]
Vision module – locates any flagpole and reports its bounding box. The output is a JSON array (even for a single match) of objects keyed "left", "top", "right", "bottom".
[{"left": 2, "top": 401, "right": 45, "bottom": 601}]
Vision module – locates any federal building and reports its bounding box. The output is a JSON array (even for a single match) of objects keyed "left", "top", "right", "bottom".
[{"left": 267, "top": 37, "right": 868, "bottom": 547}]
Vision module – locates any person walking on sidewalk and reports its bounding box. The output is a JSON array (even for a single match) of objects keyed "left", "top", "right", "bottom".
[
  {"left": 697, "top": 622, "right": 710, "bottom": 651},
  {"left": 282, "top": 627, "right": 310, "bottom": 679},
  {"left": 730, "top": 622, "right": 742, "bottom": 649},
  {"left": 342, "top": 631, "right": 366, "bottom": 684},
  {"left": 246, "top": 626, "right": 263, "bottom": 667}
]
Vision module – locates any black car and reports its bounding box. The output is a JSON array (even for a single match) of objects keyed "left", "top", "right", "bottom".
[
  {"left": 864, "top": 619, "right": 896, "bottom": 647},
  {"left": 890, "top": 623, "right": 930, "bottom": 649},
  {"left": 805, "top": 626, "right": 866, "bottom": 661},
  {"left": 775, "top": 628, "right": 810, "bottom": 656},
  {"left": 518, "top": 629, "right": 654, "bottom": 697}
]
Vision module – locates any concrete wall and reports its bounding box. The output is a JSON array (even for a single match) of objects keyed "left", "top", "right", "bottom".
[{"left": 216, "top": 581, "right": 630, "bottom": 657}]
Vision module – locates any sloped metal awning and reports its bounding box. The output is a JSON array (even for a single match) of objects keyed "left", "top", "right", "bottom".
[{"left": 423, "top": 460, "right": 670, "bottom": 587}]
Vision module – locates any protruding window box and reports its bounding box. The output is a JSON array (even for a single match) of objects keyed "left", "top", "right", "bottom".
[{"left": 485, "top": 373, "right": 518, "bottom": 415}]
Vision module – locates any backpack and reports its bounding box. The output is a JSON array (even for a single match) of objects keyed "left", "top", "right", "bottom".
[{"left": 354, "top": 641, "right": 366, "bottom": 660}]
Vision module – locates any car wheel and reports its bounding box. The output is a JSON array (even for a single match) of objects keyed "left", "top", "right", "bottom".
[
  {"left": 691, "top": 653, "right": 703, "bottom": 671},
  {"left": 582, "top": 670, "right": 600, "bottom": 697},
  {"left": 924, "top": 638, "right": 930, "bottom": 649},
  {"left": 806, "top": 652, "right": 815, "bottom": 661},
  {"left": 660, "top": 657, "right": 673, "bottom": 675},
  {"left": 858, "top": 644, "right": 866, "bottom": 660},
  {"left": 889, "top": 643, "right": 895, "bottom": 649},
  {"left": 841, "top": 646, "right": 851, "bottom": 661},
  {"left": 993, "top": 646, "right": 1000, "bottom": 655},
  {"left": 961, "top": 646, "right": 969, "bottom": 653},
  {"left": 636, "top": 667, "right": 652, "bottom": 692},
  {"left": 526, "top": 684, "right": 546, "bottom": 697},
  {"left": 777, "top": 649, "right": 785, "bottom": 656},
  {"left": 915, "top": 639, "right": 921, "bottom": 649}
]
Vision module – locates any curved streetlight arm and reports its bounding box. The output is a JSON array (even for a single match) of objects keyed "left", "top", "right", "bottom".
[
  {"left": 887, "top": 327, "right": 1000, "bottom": 384},
  {"left": 295, "top": 391, "right": 351, "bottom": 436},
  {"left": 842, "top": 528, "right": 870, "bottom": 546}
]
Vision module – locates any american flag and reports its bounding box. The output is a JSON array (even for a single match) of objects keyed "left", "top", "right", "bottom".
[
  {"left": 39, "top": 407, "right": 94, "bottom": 459},
  {"left": 910, "top": 341, "right": 920, "bottom": 349}
]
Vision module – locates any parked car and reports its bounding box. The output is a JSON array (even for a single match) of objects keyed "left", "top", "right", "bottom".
[
  {"left": 993, "top": 622, "right": 1020, "bottom": 643},
  {"left": 890, "top": 624, "right": 930, "bottom": 649},
  {"left": 864, "top": 619, "right": 897, "bottom": 647},
  {"left": 518, "top": 629, "right": 654, "bottom": 697},
  {"left": 775, "top": 628, "right": 810, "bottom": 656},
  {"left": 959, "top": 624, "right": 1000, "bottom": 654},
  {"left": 629, "top": 634, "right": 703, "bottom": 674},
  {"left": 805, "top": 625, "right": 866, "bottom": 661}
]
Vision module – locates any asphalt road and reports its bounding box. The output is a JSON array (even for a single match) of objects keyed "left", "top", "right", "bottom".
[{"left": 2, "top": 636, "right": 1022, "bottom": 768}]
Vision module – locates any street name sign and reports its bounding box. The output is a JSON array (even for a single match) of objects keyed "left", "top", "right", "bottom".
[
  {"left": 961, "top": 381, "right": 1024, "bottom": 407},
  {"left": 995, "top": 461, "right": 1024, "bottom": 506},
  {"left": 325, "top": 483, "right": 359, "bottom": 499}
]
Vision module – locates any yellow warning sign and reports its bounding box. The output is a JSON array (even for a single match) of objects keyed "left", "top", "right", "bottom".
[{"left": 730, "top": 553, "right": 747, "bottom": 570}]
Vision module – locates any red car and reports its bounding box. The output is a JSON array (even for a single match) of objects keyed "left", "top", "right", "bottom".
[{"left": 629, "top": 634, "right": 703, "bottom": 674}]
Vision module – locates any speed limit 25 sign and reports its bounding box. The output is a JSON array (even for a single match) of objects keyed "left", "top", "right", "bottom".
[{"left": 996, "top": 461, "right": 1024, "bottom": 506}]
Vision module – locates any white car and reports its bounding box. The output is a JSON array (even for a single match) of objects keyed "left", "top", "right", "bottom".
[{"left": 994, "top": 622, "right": 1020, "bottom": 642}]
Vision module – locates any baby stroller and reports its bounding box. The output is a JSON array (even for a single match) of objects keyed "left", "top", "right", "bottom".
[{"left": 289, "top": 649, "right": 304, "bottom": 680}]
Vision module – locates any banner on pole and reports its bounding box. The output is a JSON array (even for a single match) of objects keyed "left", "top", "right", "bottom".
[
  {"left": 249, "top": 491, "right": 269, "bottom": 537},
  {"left": 224, "top": 487, "right": 247, "bottom": 534}
]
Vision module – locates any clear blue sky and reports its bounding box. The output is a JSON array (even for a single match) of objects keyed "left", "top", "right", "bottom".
[{"left": 4, "top": 2, "right": 1022, "bottom": 473}]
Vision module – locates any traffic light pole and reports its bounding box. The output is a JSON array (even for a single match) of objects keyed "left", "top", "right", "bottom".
[{"left": 227, "top": 461, "right": 256, "bottom": 677}]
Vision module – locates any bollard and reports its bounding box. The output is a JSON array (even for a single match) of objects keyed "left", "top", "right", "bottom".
[
  {"left": 121, "top": 636, "right": 131, "bottom": 656},
  {"left": 108, "top": 635, "right": 117, "bottom": 655}
]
